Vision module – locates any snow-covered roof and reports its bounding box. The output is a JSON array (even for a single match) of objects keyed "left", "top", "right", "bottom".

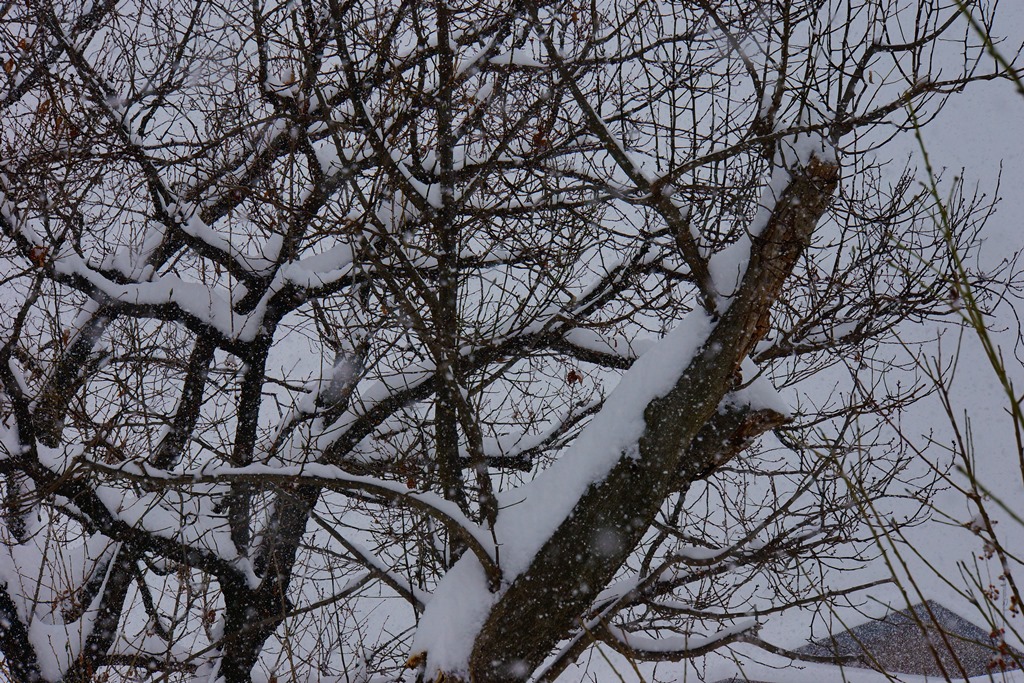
[{"left": 715, "top": 601, "right": 1022, "bottom": 683}]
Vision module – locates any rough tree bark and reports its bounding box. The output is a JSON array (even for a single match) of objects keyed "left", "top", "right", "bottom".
[{"left": 465, "top": 157, "right": 840, "bottom": 682}]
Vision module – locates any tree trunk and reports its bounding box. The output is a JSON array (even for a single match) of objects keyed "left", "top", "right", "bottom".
[{"left": 464, "top": 156, "right": 840, "bottom": 681}]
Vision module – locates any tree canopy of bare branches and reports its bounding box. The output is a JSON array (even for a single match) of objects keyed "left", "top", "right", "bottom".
[{"left": 0, "top": 0, "right": 1015, "bottom": 681}]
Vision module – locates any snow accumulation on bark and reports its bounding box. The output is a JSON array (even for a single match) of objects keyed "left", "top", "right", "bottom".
[
  {"left": 412, "top": 310, "right": 711, "bottom": 675},
  {"left": 413, "top": 302, "right": 790, "bottom": 676}
]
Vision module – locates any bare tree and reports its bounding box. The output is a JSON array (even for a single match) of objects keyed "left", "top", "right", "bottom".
[{"left": 0, "top": 0, "right": 1014, "bottom": 681}]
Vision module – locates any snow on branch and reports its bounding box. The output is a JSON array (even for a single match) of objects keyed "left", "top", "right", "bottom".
[{"left": 80, "top": 460, "right": 501, "bottom": 588}]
